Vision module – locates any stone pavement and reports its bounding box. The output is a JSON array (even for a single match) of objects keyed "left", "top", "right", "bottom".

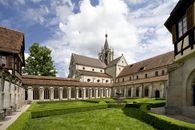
[
  {"left": 150, "top": 107, "right": 195, "bottom": 124},
  {"left": 0, "top": 105, "right": 30, "bottom": 130}
]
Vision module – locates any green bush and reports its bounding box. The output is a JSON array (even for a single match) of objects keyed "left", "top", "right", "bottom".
[
  {"left": 37, "top": 100, "right": 77, "bottom": 104},
  {"left": 81, "top": 100, "right": 100, "bottom": 103},
  {"left": 7, "top": 112, "right": 31, "bottom": 130},
  {"left": 124, "top": 103, "right": 195, "bottom": 130},
  {"left": 107, "top": 103, "right": 126, "bottom": 108},
  {"left": 31, "top": 104, "right": 108, "bottom": 118}
]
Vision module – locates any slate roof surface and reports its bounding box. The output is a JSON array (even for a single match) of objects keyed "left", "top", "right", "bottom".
[
  {"left": 0, "top": 26, "right": 24, "bottom": 54},
  {"left": 118, "top": 51, "right": 174, "bottom": 77},
  {"left": 72, "top": 53, "right": 106, "bottom": 68},
  {"left": 106, "top": 56, "right": 122, "bottom": 68}
]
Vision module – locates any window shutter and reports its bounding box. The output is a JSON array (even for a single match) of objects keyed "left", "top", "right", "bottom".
[
  {"left": 171, "top": 24, "right": 177, "bottom": 43},
  {"left": 187, "top": 4, "right": 194, "bottom": 30}
]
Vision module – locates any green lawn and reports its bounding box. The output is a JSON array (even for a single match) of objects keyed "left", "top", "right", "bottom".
[
  {"left": 28, "top": 100, "right": 105, "bottom": 112},
  {"left": 24, "top": 108, "right": 155, "bottom": 130}
]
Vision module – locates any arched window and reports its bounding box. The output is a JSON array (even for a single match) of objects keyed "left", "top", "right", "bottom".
[
  {"left": 155, "top": 90, "right": 160, "bottom": 98},
  {"left": 54, "top": 88, "right": 59, "bottom": 99},
  {"left": 44, "top": 88, "right": 50, "bottom": 99},
  {"left": 145, "top": 87, "right": 149, "bottom": 97},
  {"left": 92, "top": 89, "right": 95, "bottom": 97},
  {"left": 98, "top": 89, "right": 101, "bottom": 97},
  {"left": 71, "top": 88, "right": 76, "bottom": 98},
  {"left": 33, "top": 88, "right": 39, "bottom": 100},
  {"left": 86, "top": 88, "right": 89, "bottom": 97},
  {"left": 136, "top": 87, "right": 139, "bottom": 97},
  {"left": 63, "top": 88, "right": 67, "bottom": 98},
  {"left": 79, "top": 88, "right": 82, "bottom": 98},
  {"left": 128, "top": 88, "right": 131, "bottom": 97}
]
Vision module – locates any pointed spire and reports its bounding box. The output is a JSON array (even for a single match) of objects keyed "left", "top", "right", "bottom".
[{"left": 104, "top": 33, "right": 109, "bottom": 50}]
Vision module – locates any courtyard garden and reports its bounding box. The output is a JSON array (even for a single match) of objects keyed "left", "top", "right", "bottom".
[{"left": 7, "top": 98, "right": 195, "bottom": 130}]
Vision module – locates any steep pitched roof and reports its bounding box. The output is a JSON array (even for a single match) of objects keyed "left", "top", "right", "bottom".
[
  {"left": 106, "top": 56, "right": 122, "bottom": 68},
  {"left": 0, "top": 26, "right": 24, "bottom": 54},
  {"left": 78, "top": 70, "right": 112, "bottom": 78},
  {"left": 118, "top": 51, "right": 174, "bottom": 77},
  {"left": 72, "top": 53, "right": 106, "bottom": 68}
]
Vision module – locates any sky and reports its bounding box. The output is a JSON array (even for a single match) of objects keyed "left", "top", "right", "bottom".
[{"left": 0, "top": 0, "right": 179, "bottom": 77}]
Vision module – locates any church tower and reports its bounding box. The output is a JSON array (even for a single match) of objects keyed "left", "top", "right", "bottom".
[{"left": 98, "top": 34, "right": 114, "bottom": 65}]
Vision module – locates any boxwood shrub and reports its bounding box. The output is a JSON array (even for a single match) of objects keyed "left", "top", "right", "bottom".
[
  {"left": 31, "top": 104, "right": 108, "bottom": 118},
  {"left": 125, "top": 103, "right": 195, "bottom": 130},
  {"left": 107, "top": 103, "right": 126, "bottom": 108}
]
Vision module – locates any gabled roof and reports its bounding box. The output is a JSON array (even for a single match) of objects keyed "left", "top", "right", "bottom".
[
  {"left": 78, "top": 70, "right": 112, "bottom": 78},
  {"left": 72, "top": 53, "right": 106, "bottom": 68},
  {"left": 0, "top": 26, "right": 24, "bottom": 54},
  {"left": 107, "top": 56, "right": 122, "bottom": 68},
  {"left": 118, "top": 51, "right": 174, "bottom": 77}
]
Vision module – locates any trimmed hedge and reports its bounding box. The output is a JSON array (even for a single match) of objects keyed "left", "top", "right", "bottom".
[
  {"left": 7, "top": 112, "right": 31, "bottom": 130},
  {"left": 107, "top": 103, "right": 126, "bottom": 108},
  {"left": 124, "top": 103, "right": 195, "bottom": 130},
  {"left": 31, "top": 104, "right": 108, "bottom": 118},
  {"left": 37, "top": 100, "right": 78, "bottom": 104}
]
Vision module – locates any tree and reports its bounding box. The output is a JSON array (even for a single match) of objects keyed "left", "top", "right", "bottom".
[{"left": 23, "top": 43, "right": 57, "bottom": 76}]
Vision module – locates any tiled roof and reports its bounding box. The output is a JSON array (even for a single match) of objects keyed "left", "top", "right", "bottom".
[
  {"left": 118, "top": 51, "right": 174, "bottom": 77},
  {"left": 78, "top": 70, "right": 112, "bottom": 78},
  {"left": 114, "top": 75, "right": 168, "bottom": 86},
  {"left": 106, "top": 56, "right": 122, "bottom": 68},
  {"left": 72, "top": 53, "right": 106, "bottom": 68},
  {"left": 22, "top": 75, "right": 112, "bottom": 87},
  {"left": 0, "top": 26, "right": 24, "bottom": 54}
]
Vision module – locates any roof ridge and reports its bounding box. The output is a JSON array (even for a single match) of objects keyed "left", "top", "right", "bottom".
[{"left": 128, "top": 51, "right": 174, "bottom": 67}]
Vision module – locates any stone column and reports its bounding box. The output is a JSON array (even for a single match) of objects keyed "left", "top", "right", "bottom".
[
  {"left": 76, "top": 87, "right": 79, "bottom": 99},
  {"left": 161, "top": 82, "right": 165, "bottom": 98},
  {"left": 95, "top": 88, "right": 98, "bottom": 98},
  {"left": 82, "top": 88, "right": 86, "bottom": 100},
  {"left": 27, "top": 86, "right": 33, "bottom": 102},
  {"left": 100, "top": 88, "right": 103, "bottom": 98},
  {"left": 105, "top": 88, "right": 108, "bottom": 98},
  {"left": 50, "top": 87, "right": 54, "bottom": 100},
  {"left": 149, "top": 85, "right": 153, "bottom": 98},
  {"left": 59, "top": 87, "right": 63, "bottom": 100},
  {"left": 139, "top": 86, "right": 142, "bottom": 98},
  {"left": 89, "top": 88, "right": 92, "bottom": 98},
  {"left": 124, "top": 87, "right": 127, "bottom": 97},
  {"left": 68, "top": 87, "right": 71, "bottom": 100},
  {"left": 109, "top": 88, "right": 111, "bottom": 97},
  {"left": 114, "top": 88, "right": 117, "bottom": 97},
  {"left": 39, "top": 87, "right": 44, "bottom": 101},
  {"left": 131, "top": 87, "right": 134, "bottom": 97}
]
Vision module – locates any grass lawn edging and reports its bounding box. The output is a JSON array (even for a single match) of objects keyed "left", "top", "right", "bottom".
[
  {"left": 124, "top": 103, "right": 195, "bottom": 130},
  {"left": 7, "top": 112, "right": 31, "bottom": 130},
  {"left": 31, "top": 104, "right": 108, "bottom": 118}
]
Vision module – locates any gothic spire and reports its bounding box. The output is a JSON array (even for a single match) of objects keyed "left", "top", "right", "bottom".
[{"left": 104, "top": 33, "right": 109, "bottom": 50}]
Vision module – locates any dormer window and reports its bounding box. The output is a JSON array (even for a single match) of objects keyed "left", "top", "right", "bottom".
[{"left": 178, "top": 15, "right": 187, "bottom": 38}]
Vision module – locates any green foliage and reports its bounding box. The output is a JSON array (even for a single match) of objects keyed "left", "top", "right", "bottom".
[
  {"left": 123, "top": 102, "right": 195, "bottom": 130},
  {"left": 25, "top": 108, "right": 155, "bottom": 130},
  {"left": 7, "top": 112, "right": 31, "bottom": 130},
  {"left": 23, "top": 43, "right": 57, "bottom": 76},
  {"left": 107, "top": 103, "right": 126, "bottom": 108},
  {"left": 31, "top": 104, "right": 108, "bottom": 118}
]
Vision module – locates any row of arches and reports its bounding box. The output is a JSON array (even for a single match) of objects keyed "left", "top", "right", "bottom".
[
  {"left": 32, "top": 87, "right": 109, "bottom": 100},
  {"left": 127, "top": 87, "right": 160, "bottom": 98}
]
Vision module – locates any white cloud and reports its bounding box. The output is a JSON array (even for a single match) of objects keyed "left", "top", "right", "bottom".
[
  {"left": 40, "top": 0, "right": 179, "bottom": 77},
  {"left": 24, "top": 53, "right": 30, "bottom": 60}
]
